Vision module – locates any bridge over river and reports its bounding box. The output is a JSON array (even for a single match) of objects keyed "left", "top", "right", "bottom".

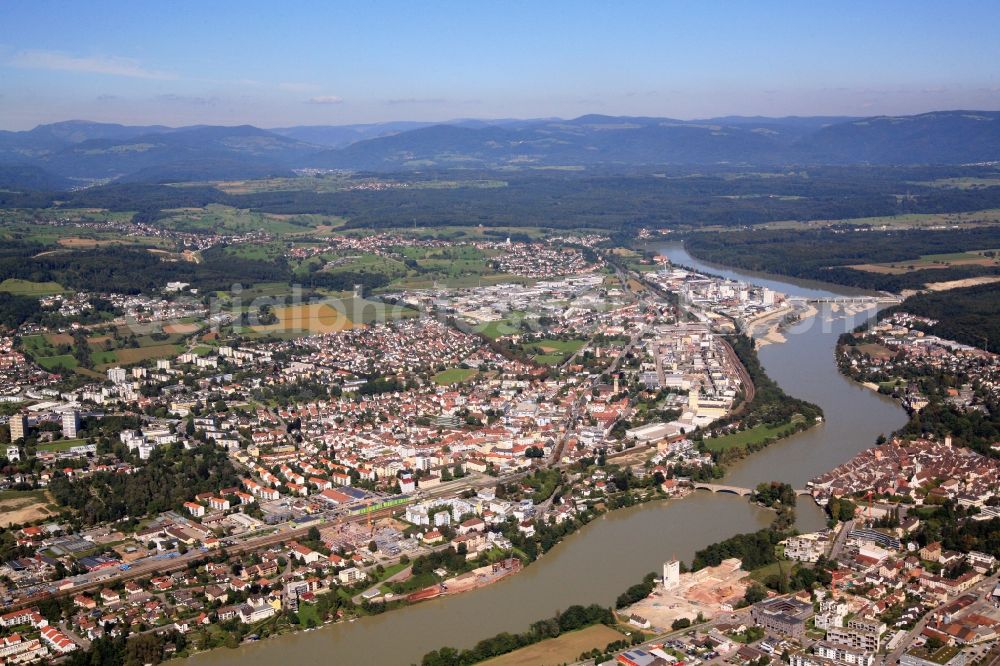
[
  {"left": 692, "top": 483, "right": 811, "bottom": 497},
  {"left": 787, "top": 295, "right": 901, "bottom": 305}
]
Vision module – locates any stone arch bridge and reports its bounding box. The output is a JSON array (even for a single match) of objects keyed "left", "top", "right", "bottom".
[{"left": 692, "top": 483, "right": 810, "bottom": 497}]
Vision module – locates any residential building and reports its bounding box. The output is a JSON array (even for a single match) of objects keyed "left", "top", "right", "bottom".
[
  {"left": 62, "top": 410, "right": 80, "bottom": 439},
  {"left": 9, "top": 413, "right": 27, "bottom": 442}
]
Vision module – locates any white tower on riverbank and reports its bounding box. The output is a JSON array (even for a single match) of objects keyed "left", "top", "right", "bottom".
[{"left": 663, "top": 558, "right": 680, "bottom": 590}]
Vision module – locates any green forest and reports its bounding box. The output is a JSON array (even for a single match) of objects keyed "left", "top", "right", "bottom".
[
  {"left": 4, "top": 165, "right": 1000, "bottom": 234},
  {"left": 882, "top": 282, "right": 1000, "bottom": 353},
  {"left": 47, "top": 443, "right": 239, "bottom": 525},
  {"left": 684, "top": 227, "right": 1000, "bottom": 292}
]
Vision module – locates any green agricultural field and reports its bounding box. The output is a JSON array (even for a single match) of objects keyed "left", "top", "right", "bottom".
[
  {"left": 158, "top": 204, "right": 320, "bottom": 235},
  {"left": 913, "top": 176, "right": 1000, "bottom": 190},
  {"left": 754, "top": 208, "right": 1000, "bottom": 231},
  {"left": 36, "top": 354, "right": 78, "bottom": 371},
  {"left": 476, "top": 317, "right": 525, "bottom": 339},
  {"left": 749, "top": 560, "right": 795, "bottom": 584},
  {"left": 223, "top": 242, "right": 286, "bottom": 261},
  {"left": 218, "top": 281, "right": 300, "bottom": 302},
  {"left": 399, "top": 245, "right": 497, "bottom": 280},
  {"left": 303, "top": 252, "right": 410, "bottom": 281},
  {"left": 340, "top": 296, "right": 420, "bottom": 324},
  {"left": 850, "top": 248, "right": 999, "bottom": 274},
  {"left": 90, "top": 350, "right": 118, "bottom": 365},
  {"left": 0, "top": 278, "right": 67, "bottom": 296},
  {"left": 21, "top": 335, "right": 57, "bottom": 357},
  {"left": 211, "top": 174, "right": 505, "bottom": 196},
  {"left": 433, "top": 368, "right": 478, "bottom": 385}
]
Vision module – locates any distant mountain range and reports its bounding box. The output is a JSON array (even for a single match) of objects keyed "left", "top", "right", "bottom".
[{"left": 0, "top": 110, "right": 998, "bottom": 188}]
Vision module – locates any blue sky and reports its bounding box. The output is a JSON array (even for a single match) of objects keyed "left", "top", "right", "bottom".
[{"left": 2, "top": 0, "right": 999, "bottom": 129}]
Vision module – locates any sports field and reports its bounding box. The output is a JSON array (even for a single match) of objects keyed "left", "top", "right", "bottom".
[{"left": 433, "top": 368, "right": 478, "bottom": 385}]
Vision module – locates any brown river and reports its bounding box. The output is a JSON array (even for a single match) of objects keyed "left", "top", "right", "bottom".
[{"left": 187, "top": 243, "right": 908, "bottom": 665}]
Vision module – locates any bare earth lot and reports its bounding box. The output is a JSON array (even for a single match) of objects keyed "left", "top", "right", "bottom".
[
  {"left": 480, "top": 624, "right": 624, "bottom": 666},
  {"left": 0, "top": 490, "right": 59, "bottom": 527}
]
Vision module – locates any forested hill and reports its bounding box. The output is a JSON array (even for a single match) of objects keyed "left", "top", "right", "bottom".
[
  {"left": 684, "top": 227, "right": 1000, "bottom": 292},
  {"left": 2, "top": 110, "right": 1000, "bottom": 183},
  {"left": 883, "top": 282, "right": 1000, "bottom": 354},
  {"left": 306, "top": 111, "right": 1000, "bottom": 171}
]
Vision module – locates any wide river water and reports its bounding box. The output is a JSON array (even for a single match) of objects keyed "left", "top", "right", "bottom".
[{"left": 188, "top": 243, "right": 908, "bottom": 666}]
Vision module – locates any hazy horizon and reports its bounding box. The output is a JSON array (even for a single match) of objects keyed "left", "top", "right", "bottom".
[
  {"left": 3, "top": 1, "right": 1000, "bottom": 131},
  {"left": 3, "top": 109, "right": 997, "bottom": 134}
]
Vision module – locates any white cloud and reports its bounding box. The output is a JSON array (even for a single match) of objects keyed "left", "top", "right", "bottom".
[
  {"left": 306, "top": 95, "right": 343, "bottom": 105},
  {"left": 8, "top": 49, "right": 175, "bottom": 80},
  {"left": 386, "top": 97, "right": 446, "bottom": 105},
  {"left": 156, "top": 93, "right": 217, "bottom": 106}
]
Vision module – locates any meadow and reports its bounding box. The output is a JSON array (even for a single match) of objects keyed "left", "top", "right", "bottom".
[
  {"left": 0, "top": 278, "right": 67, "bottom": 296},
  {"left": 157, "top": 204, "right": 327, "bottom": 235},
  {"left": 23, "top": 328, "right": 188, "bottom": 375},
  {"left": 702, "top": 418, "right": 804, "bottom": 453},
  {"left": 850, "top": 249, "right": 999, "bottom": 274}
]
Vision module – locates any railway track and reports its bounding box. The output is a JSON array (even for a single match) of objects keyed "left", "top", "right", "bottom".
[
  {"left": 7, "top": 468, "right": 531, "bottom": 613},
  {"left": 5, "top": 503, "right": 404, "bottom": 613}
]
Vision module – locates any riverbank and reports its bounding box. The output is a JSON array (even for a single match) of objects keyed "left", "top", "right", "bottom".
[{"left": 750, "top": 302, "right": 818, "bottom": 347}]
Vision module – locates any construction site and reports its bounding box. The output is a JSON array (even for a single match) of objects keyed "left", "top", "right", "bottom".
[
  {"left": 622, "top": 558, "right": 752, "bottom": 632},
  {"left": 406, "top": 558, "right": 523, "bottom": 603}
]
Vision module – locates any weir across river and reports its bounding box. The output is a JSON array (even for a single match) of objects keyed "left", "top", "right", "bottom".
[{"left": 787, "top": 295, "right": 902, "bottom": 304}]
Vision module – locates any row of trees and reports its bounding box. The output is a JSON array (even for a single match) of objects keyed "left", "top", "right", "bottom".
[
  {"left": 419, "top": 604, "right": 615, "bottom": 666},
  {"left": 691, "top": 527, "right": 784, "bottom": 572}
]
